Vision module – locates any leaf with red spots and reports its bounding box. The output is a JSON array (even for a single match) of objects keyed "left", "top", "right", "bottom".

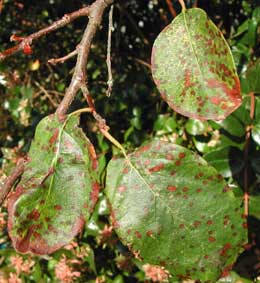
[
  {"left": 8, "top": 114, "right": 99, "bottom": 255},
  {"left": 151, "top": 8, "right": 242, "bottom": 120},
  {"left": 105, "top": 140, "right": 247, "bottom": 282}
]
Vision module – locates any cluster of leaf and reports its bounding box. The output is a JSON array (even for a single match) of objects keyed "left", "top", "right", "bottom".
[{"left": 0, "top": 0, "right": 260, "bottom": 282}]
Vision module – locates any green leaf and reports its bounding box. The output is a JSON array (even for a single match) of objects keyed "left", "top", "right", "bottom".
[
  {"left": 153, "top": 114, "right": 177, "bottom": 136},
  {"left": 249, "top": 195, "right": 260, "bottom": 220},
  {"left": 204, "top": 147, "right": 244, "bottom": 178},
  {"left": 105, "top": 140, "right": 247, "bottom": 282},
  {"left": 8, "top": 114, "right": 99, "bottom": 255},
  {"left": 151, "top": 8, "right": 241, "bottom": 120},
  {"left": 185, "top": 119, "right": 208, "bottom": 135},
  {"left": 247, "top": 60, "right": 260, "bottom": 94},
  {"left": 252, "top": 97, "right": 260, "bottom": 145}
]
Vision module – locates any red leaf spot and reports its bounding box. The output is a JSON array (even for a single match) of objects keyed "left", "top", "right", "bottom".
[
  {"left": 179, "top": 224, "right": 185, "bottom": 229},
  {"left": 207, "top": 220, "right": 213, "bottom": 225},
  {"left": 149, "top": 163, "right": 164, "bottom": 172},
  {"left": 242, "top": 222, "right": 248, "bottom": 229},
  {"left": 39, "top": 200, "right": 45, "bottom": 205},
  {"left": 220, "top": 243, "right": 232, "bottom": 256},
  {"left": 179, "top": 152, "right": 186, "bottom": 159},
  {"left": 90, "top": 182, "right": 100, "bottom": 205},
  {"left": 170, "top": 171, "right": 176, "bottom": 176},
  {"left": 146, "top": 230, "right": 153, "bottom": 237},
  {"left": 134, "top": 231, "right": 142, "bottom": 238},
  {"left": 127, "top": 229, "right": 132, "bottom": 234},
  {"left": 167, "top": 185, "right": 177, "bottom": 192},
  {"left": 182, "top": 187, "right": 189, "bottom": 192},
  {"left": 111, "top": 210, "right": 119, "bottom": 228},
  {"left": 210, "top": 96, "right": 222, "bottom": 105},
  {"left": 206, "top": 78, "right": 241, "bottom": 106},
  {"left": 175, "top": 160, "right": 181, "bottom": 166},
  {"left": 208, "top": 236, "right": 216, "bottom": 242},
  {"left": 196, "top": 188, "right": 202, "bottom": 193},
  {"left": 54, "top": 205, "right": 62, "bottom": 211},
  {"left": 49, "top": 128, "right": 59, "bottom": 145},
  {"left": 118, "top": 186, "right": 126, "bottom": 193},
  {"left": 23, "top": 43, "right": 32, "bottom": 55},
  {"left": 197, "top": 172, "right": 204, "bottom": 178},
  {"left": 27, "top": 209, "right": 40, "bottom": 220},
  {"left": 204, "top": 255, "right": 209, "bottom": 259},
  {"left": 223, "top": 186, "right": 231, "bottom": 193},
  {"left": 138, "top": 144, "right": 151, "bottom": 153},
  {"left": 166, "top": 153, "right": 174, "bottom": 160},
  {"left": 123, "top": 167, "right": 129, "bottom": 174},
  {"left": 221, "top": 265, "right": 233, "bottom": 277},
  {"left": 224, "top": 219, "right": 229, "bottom": 226},
  {"left": 183, "top": 194, "right": 188, "bottom": 199},
  {"left": 193, "top": 221, "right": 201, "bottom": 228}
]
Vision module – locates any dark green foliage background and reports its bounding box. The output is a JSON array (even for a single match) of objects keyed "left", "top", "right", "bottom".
[{"left": 0, "top": 0, "right": 259, "bottom": 282}]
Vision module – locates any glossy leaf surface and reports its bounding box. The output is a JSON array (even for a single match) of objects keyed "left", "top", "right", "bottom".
[
  {"left": 252, "top": 97, "right": 260, "bottom": 146},
  {"left": 151, "top": 8, "right": 241, "bottom": 120},
  {"left": 8, "top": 114, "right": 99, "bottom": 255},
  {"left": 106, "top": 140, "right": 247, "bottom": 282}
]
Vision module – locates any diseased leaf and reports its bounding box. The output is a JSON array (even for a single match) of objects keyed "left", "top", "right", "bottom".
[
  {"left": 105, "top": 140, "right": 247, "bottom": 282},
  {"left": 8, "top": 114, "right": 99, "bottom": 255},
  {"left": 151, "top": 8, "right": 241, "bottom": 120}
]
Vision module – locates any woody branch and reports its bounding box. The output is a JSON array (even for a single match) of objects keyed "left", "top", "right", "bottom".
[{"left": 0, "top": 0, "right": 114, "bottom": 205}]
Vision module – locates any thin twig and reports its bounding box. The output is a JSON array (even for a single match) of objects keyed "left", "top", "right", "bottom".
[
  {"left": 134, "top": 57, "right": 151, "bottom": 69},
  {"left": 106, "top": 5, "right": 114, "bottom": 97},
  {"left": 34, "top": 81, "right": 58, "bottom": 107},
  {"left": 0, "top": 159, "right": 25, "bottom": 206},
  {"left": 165, "top": 0, "right": 177, "bottom": 18},
  {"left": 244, "top": 92, "right": 255, "bottom": 217},
  {"left": 0, "top": 0, "right": 114, "bottom": 205},
  {"left": 56, "top": 0, "right": 114, "bottom": 121},
  {"left": 0, "top": 6, "right": 90, "bottom": 61},
  {"left": 81, "top": 84, "right": 109, "bottom": 131},
  {"left": 48, "top": 49, "right": 78, "bottom": 65}
]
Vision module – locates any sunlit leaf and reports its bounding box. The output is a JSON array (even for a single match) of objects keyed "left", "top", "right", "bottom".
[
  {"left": 106, "top": 140, "right": 247, "bottom": 282},
  {"left": 151, "top": 8, "right": 241, "bottom": 120}
]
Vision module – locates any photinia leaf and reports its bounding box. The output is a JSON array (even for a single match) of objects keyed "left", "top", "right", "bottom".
[
  {"left": 151, "top": 8, "right": 242, "bottom": 120},
  {"left": 105, "top": 140, "right": 247, "bottom": 282},
  {"left": 8, "top": 114, "right": 99, "bottom": 255}
]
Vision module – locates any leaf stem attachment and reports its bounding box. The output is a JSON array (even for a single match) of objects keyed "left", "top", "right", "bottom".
[{"left": 178, "top": 0, "right": 186, "bottom": 12}]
